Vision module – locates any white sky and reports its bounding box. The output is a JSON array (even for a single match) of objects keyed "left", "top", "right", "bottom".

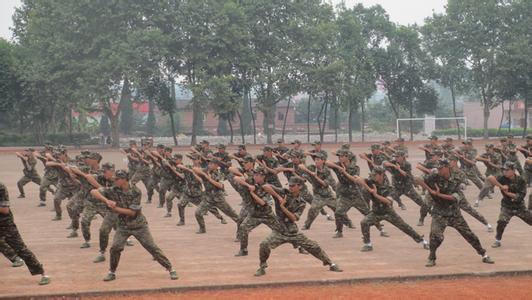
[{"left": 0, "top": 0, "right": 446, "bottom": 40}]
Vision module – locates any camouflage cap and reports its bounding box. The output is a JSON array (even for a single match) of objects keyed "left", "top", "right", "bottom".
[
  {"left": 462, "top": 139, "right": 473, "bottom": 145},
  {"left": 288, "top": 176, "right": 305, "bottom": 186},
  {"left": 216, "top": 143, "right": 226, "bottom": 149},
  {"left": 237, "top": 144, "right": 246, "bottom": 150},
  {"left": 437, "top": 158, "right": 450, "bottom": 168},
  {"left": 102, "top": 162, "right": 115, "bottom": 170},
  {"left": 164, "top": 147, "right": 173, "bottom": 153},
  {"left": 26, "top": 148, "right": 35, "bottom": 152},
  {"left": 114, "top": 169, "right": 129, "bottom": 180},
  {"left": 310, "top": 152, "right": 326, "bottom": 160},
  {"left": 499, "top": 138, "right": 507, "bottom": 143},
  {"left": 370, "top": 144, "right": 381, "bottom": 151},
  {"left": 507, "top": 134, "right": 514, "bottom": 139},
  {"left": 253, "top": 166, "right": 268, "bottom": 176},
  {"left": 341, "top": 143, "right": 351, "bottom": 150},
  {"left": 485, "top": 143, "right": 494, "bottom": 149},
  {"left": 311, "top": 140, "right": 321, "bottom": 146},
  {"left": 155, "top": 144, "right": 164, "bottom": 149},
  {"left": 335, "top": 149, "right": 352, "bottom": 157},
  {"left": 242, "top": 155, "right": 255, "bottom": 163},
  {"left": 186, "top": 153, "right": 201, "bottom": 160},
  {"left": 290, "top": 149, "right": 305, "bottom": 159},
  {"left": 445, "top": 137, "right": 453, "bottom": 142},
  {"left": 393, "top": 150, "right": 406, "bottom": 157},
  {"left": 429, "top": 135, "right": 438, "bottom": 140},
  {"left": 527, "top": 135, "right": 532, "bottom": 140},
  {"left": 396, "top": 137, "right": 405, "bottom": 142},
  {"left": 173, "top": 153, "right": 183, "bottom": 160},
  {"left": 291, "top": 139, "right": 302, "bottom": 145},
  {"left": 276, "top": 138, "right": 284, "bottom": 144},
  {"left": 382, "top": 141, "right": 391, "bottom": 146},
  {"left": 200, "top": 140, "right": 210, "bottom": 145},
  {"left": 502, "top": 161, "right": 516, "bottom": 170},
  {"left": 86, "top": 152, "right": 102, "bottom": 162},
  {"left": 263, "top": 146, "right": 273, "bottom": 152},
  {"left": 129, "top": 139, "right": 137, "bottom": 145}
]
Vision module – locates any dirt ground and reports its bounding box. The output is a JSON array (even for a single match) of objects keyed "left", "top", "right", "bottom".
[{"left": 1, "top": 140, "right": 531, "bottom": 299}]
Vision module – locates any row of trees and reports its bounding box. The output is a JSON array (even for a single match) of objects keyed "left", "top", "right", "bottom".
[{"left": 0, "top": 0, "right": 529, "bottom": 146}]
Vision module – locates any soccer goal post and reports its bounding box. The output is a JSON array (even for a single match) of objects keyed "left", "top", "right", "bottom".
[{"left": 396, "top": 116, "right": 467, "bottom": 141}]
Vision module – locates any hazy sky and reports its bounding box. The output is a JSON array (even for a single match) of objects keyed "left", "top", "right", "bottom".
[{"left": 0, "top": 0, "right": 446, "bottom": 40}]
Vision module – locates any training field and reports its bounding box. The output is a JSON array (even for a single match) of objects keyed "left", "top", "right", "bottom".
[{"left": 1, "top": 141, "right": 532, "bottom": 299}]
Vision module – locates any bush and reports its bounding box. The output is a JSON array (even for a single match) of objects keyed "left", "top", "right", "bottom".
[
  {"left": 432, "top": 127, "right": 532, "bottom": 138},
  {"left": 0, "top": 132, "right": 99, "bottom": 146}
]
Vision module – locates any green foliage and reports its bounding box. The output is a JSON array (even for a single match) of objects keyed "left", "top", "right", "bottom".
[
  {"left": 0, "top": 132, "right": 98, "bottom": 146},
  {"left": 433, "top": 128, "right": 532, "bottom": 138}
]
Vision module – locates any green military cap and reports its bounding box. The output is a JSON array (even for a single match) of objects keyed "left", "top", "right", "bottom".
[
  {"left": 445, "top": 137, "right": 453, "bottom": 142},
  {"left": 393, "top": 150, "right": 406, "bottom": 157},
  {"left": 77, "top": 162, "right": 91, "bottom": 173},
  {"left": 263, "top": 146, "right": 273, "bottom": 152},
  {"left": 341, "top": 143, "right": 351, "bottom": 150},
  {"left": 291, "top": 139, "right": 301, "bottom": 145},
  {"left": 288, "top": 177, "right": 305, "bottom": 186},
  {"left": 396, "top": 137, "right": 405, "bottom": 142},
  {"left": 371, "top": 166, "right": 386, "bottom": 175},
  {"left": 310, "top": 152, "right": 326, "bottom": 160},
  {"left": 290, "top": 149, "right": 305, "bottom": 159},
  {"left": 164, "top": 147, "right": 172, "bottom": 153},
  {"left": 335, "top": 149, "right": 352, "bottom": 157},
  {"left": 237, "top": 144, "right": 246, "bottom": 150},
  {"left": 383, "top": 141, "right": 391, "bottom": 146},
  {"left": 429, "top": 135, "right": 438, "bottom": 140},
  {"left": 200, "top": 140, "right": 210, "bottom": 145},
  {"left": 86, "top": 152, "right": 102, "bottom": 161},
  {"left": 370, "top": 144, "right": 381, "bottom": 150},
  {"left": 499, "top": 138, "right": 507, "bottom": 143},
  {"left": 276, "top": 138, "right": 284, "bottom": 144},
  {"left": 102, "top": 162, "right": 115, "bottom": 170},
  {"left": 156, "top": 144, "right": 165, "bottom": 149},
  {"left": 129, "top": 140, "right": 137, "bottom": 145},
  {"left": 485, "top": 143, "right": 494, "bottom": 149},
  {"left": 242, "top": 155, "right": 255, "bottom": 163},
  {"left": 114, "top": 169, "right": 129, "bottom": 180},
  {"left": 502, "top": 161, "right": 516, "bottom": 170},
  {"left": 437, "top": 158, "right": 450, "bottom": 168},
  {"left": 173, "top": 153, "right": 183, "bottom": 160},
  {"left": 253, "top": 166, "right": 268, "bottom": 176},
  {"left": 527, "top": 135, "right": 532, "bottom": 140},
  {"left": 507, "top": 134, "right": 514, "bottom": 139},
  {"left": 311, "top": 140, "right": 321, "bottom": 146},
  {"left": 216, "top": 143, "right": 226, "bottom": 149}
]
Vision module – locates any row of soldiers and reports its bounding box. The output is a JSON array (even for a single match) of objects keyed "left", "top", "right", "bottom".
[{"left": 4, "top": 134, "right": 532, "bottom": 284}]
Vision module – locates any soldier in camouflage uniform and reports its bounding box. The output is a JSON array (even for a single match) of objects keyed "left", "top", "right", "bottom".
[
  {"left": 357, "top": 167, "right": 428, "bottom": 252},
  {"left": 382, "top": 141, "right": 395, "bottom": 157},
  {"left": 193, "top": 159, "right": 239, "bottom": 234},
  {"left": 160, "top": 153, "right": 186, "bottom": 218},
  {"left": 47, "top": 149, "right": 79, "bottom": 221},
  {"left": 384, "top": 151, "right": 429, "bottom": 226},
  {"left": 326, "top": 149, "right": 385, "bottom": 238},
  {"left": 150, "top": 144, "right": 166, "bottom": 207},
  {"left": 233, "top": 167, "right": 285, "bottom": 257},
  {"left": 475, "top": 144, "right": 503, "bottom": 207},
  {"left": 122, "top": 140, "right": 139, "bottom": 179},
  {"left": 15, "top": 148, "right": 41, "bottom": 198},
  {"left": 393, "top": 137, "right": 409, "bottom": 156},
  {"left": 488, "top": 162, "right": 532, "bottom": 248},
  {"left": 78, "top": 162, "right": 120, "bottom": 263},
  {"left": 419, "top": 135, "right": 442, "bottom": 161},
  {"left": 256, "top": 146, "right": 282, "bottom": 187},
  {"left": 415, "top": 150, "right": 444, "bottom": 225},
  {"left": 156, "top": 147, "right": 175, "bottom": 214},
  {"left": 307, "top": 140, "right": 328, "bottom": 160},
  {"left": 130, "top": 140, "right": 156, "bottom": 203},
  {"left": 505, "top": 144, "right": 523, "bottom": 176},
  {"left": 0, "top": 182, "right": 50, "bottom": 285},
  {"left": 441, "top": 137, "right": 455, "bottom": 158},
  {"left": 212, "top": 144, "right": 232, "bottom": 177},
  {"left": 35, "top": 145, "right": 58, "bottom": 207},
  {"left": 454, "top": 139, "right": 484, "bottom": 189},
  {"left": 273, "top": 138, "right": 290, "bottom": 165},
  {"left": 90, "top": 170, "right": 178, "bottom": 282},
  {"left": 299, "top": 153, "right": 338, "bottom": 230},
  {"left": 254, "top": 177, "right": 342, "bottom": 277},
  {"left": 448, "top": 155, "right": 493, "bottom": 232},
  {"left": 192, "top": 140, "right": 213, "bottom": 168},
  {"left": 517, "top": 135, "right": 532, "bottom": 186},
  {"left": 230, "top": 144, "right": 249, "bottom": 168},
  {"left": 417, "top": 159, "right": 494, "bottom": 267},
  {"left": 175, "top": 154, "right": 225, "bottom": 226}
]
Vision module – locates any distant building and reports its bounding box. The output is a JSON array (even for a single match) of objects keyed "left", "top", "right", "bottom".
[{"left": 463, "top": 100, "right": 530, "bottom": 129}]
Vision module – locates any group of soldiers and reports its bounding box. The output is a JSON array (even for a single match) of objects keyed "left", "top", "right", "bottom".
[{"left": 2, "top": 134, "right": 532, "bottom": 285}]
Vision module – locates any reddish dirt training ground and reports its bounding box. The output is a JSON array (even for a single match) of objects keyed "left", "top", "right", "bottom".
[{"left": 1, "top": 140, "right": 531, "bottom": 298}]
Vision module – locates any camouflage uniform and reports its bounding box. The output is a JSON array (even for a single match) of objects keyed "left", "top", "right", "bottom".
[
  {"left": 518, "top": 142, "right": 532, "bottom": 185},
  {"left": 422, "top": 143, "right": 442, "bottom": 161},
  {"left": 194, "top": 168, "right": 239, "bottom": 232},
  {"left": 387, "top": 159, "right": 429, "bottom": 223},
  {"left": 104, "top": 184, "right": 173, "bottom": 273},
  {"left": 0, "top": 183, "right": 45, "bottom": 276},
  {"left": 424, "top": 171, "right": 487, "bottom": 262},
  {"left": 36, "top": 153, "right": 58, "bottom": 203},
  {"left": 0, "top": 236, "right": 19, "bottom": 263},
  {"left": 52, "top": 163, "right": 79, "bottom": 220},
  {"left": 80, "top": 174, "right": 116, "bottom": 252},
  {"left": 158, "top": 159, "right": 182, "bottom": 213},
  {"left": 234, "top": 176, "right": 284, "bottom": 253},
  {"left": 361, "top": 177, "right": 424, "bottom": 245},
  {"left": 477, "top": 150, "right": 502, "bottom": 202},
  {"left": 273, "top": 145, "right": 290, "bottom": 165},
  {"left": 451, "top": 167, "right": 490, "bottom": 226},
  {"left": 258, "top": 187, "right": 335, "bottom": 270},
  {"left": 332, "top": 159, "right": 370, "bottom": 235},
  {"left": 505, "top": 145, "right": 523, "bottom": 176},
  {"left": 16, "top": 155, "right": 41, "bottom": 197},
  {"left": 213, "top": 150, "right": 232, "bottom": 177},
  {"left": 66, "top": 168, "right": 95, "bottom": 233},
  {"left": 494, "top": 174, "right": 532, "bottom": 241},
  {"left": 301, "top": 164, "right": 337, "bottom": 229},
  {"left": 457, "top": 145, "right": 484, "bottom": 189},
  {"left": 130, "top": 152, "right": 155, "bottom": 202},
  {"left": 255, "top": 154, "right": 282, "bottom": 187},
  {"left": 124, "top": 147, "right": 139, "bottom": 178},
  {"left": 177, "top": 166, "right": 223, "bottom": 225}
]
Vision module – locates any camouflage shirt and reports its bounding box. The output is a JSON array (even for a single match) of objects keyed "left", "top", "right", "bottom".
[
  {"left": 274, "top": 188, "right": 306, "bottom": 235},
  {"left": 332, "top": 161, "right": 360, "bottom": 197},
  {"left": 38, "top": 153, "right": 59, "bottom": 180},
  {"left": 182, "top": 165, "right": 203, "bottom": 197},
  {"left": 366, "top": 153, "right": 387, "bottom": 171},
  {"left": 233, "top": 177, "right": 273, "bottom": 216},
  {"left": 458, "top": 146, "right": 478, "bottom": 170},
  {"left": 423, "top": 144, "right": 442, "bottom": 160},
  {"left": 496, "top": 175, "right": 527, "bottom": 209},
  {"left": 386, "top": 160, "right": 414, "bottom": 185},
  {"left": 424, "top": 171, "right": 463, "bottom": 217},
  {"left": 302, "top": 165, "right": 335, "bottom": 197},
  {"left": 22, "top": 156, "right": 38, "bottom": 175},
  {"left": 0, "top": 183, "right": 14, "bottom": 227},
  {"left": 100, "top": 185, "right": 146, "bottom": 230},
  {"left": 256, "top": 154, "right": 281, "bottom": 186},
  {"left": 202, "top": 168, "right": 225, "bottom": 196},
  {"left": 213, "top": 152, "right": 232, "bottom": 174},
  {"left": 365, "top": 178, "right": 392, "bottom": 214},
  {"left": 480, "top": 151, "right": 502, "bottom": 176}
]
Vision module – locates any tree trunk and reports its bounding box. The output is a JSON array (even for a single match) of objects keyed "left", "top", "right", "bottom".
[
  {"left": 108, "top": 109, "right": 120, "bottom": 148},
  {"left": 68, "top": 105, "right": 73, "bottom": 143},
  {"left": 169, "top": 78, "right": 178, "bottom": 146},
  {"left": 241, "top": 89, "right": 252, "bottom": 135},
  {"left": 348, "top": 100, "right": 353, "bottom": 143},
  {"left": 361, "top": 98, "right": 366, "bottom": 142},
  {"left": 236, "top": 110, "right": 245, "bottom": 144},
  {"left": 387, "top": 92, "right": 401, "bottom": 138},
  {"left": 497, "top": 102, "right": 505, "bottom": 137},
  {"left": 523, "top": 93, "right": 529, "bottom": 138},
  {"left": 316, "top": 99, "right": 326, "bottom": 141},
  {"left": 508, "top": 100, "right": 512, "bottom": 133},
  {"left": 449, "top": 83, "right": 461, "bottom": 139},
  {"left": 334, "top": 103, "right": 338, "bottom": 143},
  {"left": 409, "top": 99, "right": 414, "bottom": 141},
  {"left": 249, "top": 91, "right": 256, "bottom": 144},
  {"left": 483, "top": 102, "right": 490, "bottom": 139},
  {"left": 320, "top": 101, "right": 328, "bottom": 143},
  {"left": 147, "top": 98, "right": 156, "bottom": 136},
  {"left": 228, "top": 117, "right": 234, "bottom": 144},
  {"left": 281, "top": 97, "right": 291, "bottom": 140},
  {"left": 307, "top": 95, "right": 311, "bottom": 143},
  {"left": 169, "top": 112, "right": 178, "bottom": 146},
  {"left": 191, "top": 98, "right": 202, "bottom": 145}
]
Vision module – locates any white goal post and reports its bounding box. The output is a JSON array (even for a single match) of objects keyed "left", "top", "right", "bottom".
[{"left": 396, "top": 116, "right": 468, "bottom": 140}]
